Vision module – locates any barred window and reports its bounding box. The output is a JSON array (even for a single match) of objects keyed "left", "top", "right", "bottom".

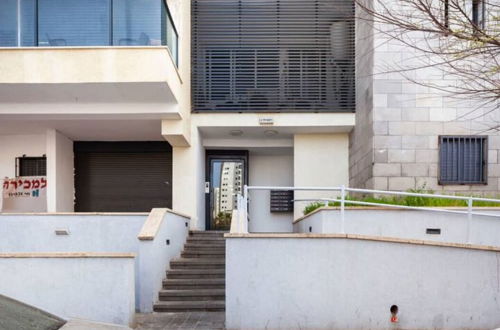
[
  {"left": 438, "top": 136, "right": 487, "bottom": 185},
  {"left": 17, "top": 156, "right": 47, "bottom": 177}
]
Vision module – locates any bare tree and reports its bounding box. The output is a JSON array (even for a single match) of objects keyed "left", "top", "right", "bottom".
[{"left": 356, "top": 0, "right": 500, "bottom": 130}]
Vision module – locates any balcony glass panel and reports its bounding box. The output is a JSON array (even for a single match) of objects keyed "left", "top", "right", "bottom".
[
  {"left": 38, "top": 0, "right": 111, "bottom": 46},
  {"left": 0, "top": 0, "right": 178, "bottom": 66},
  {"left": 113, "top": 0, "right": 162, "bottom": 46},
  {"left": 0, "top": 0, "right": 36, "bottom": 47},
  {"left": 20, "top": 0, "right": 36, "bottom": 46},
  {"left": 0, "top": 0, "right": 18, "bottom": 47}
]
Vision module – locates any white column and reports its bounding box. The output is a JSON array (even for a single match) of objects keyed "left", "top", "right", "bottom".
[
  {"left": 46, "top": 129, "right": 74, "bottom": 212},
  {"left": 293, "top": 133, "right": 349, "bottom": 219},
  {"left": 171, "top": 128, "right": 205, "bottom": 229}
]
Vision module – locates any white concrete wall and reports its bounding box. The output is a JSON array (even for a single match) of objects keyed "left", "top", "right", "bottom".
[
  {"left": 0, "top": 214, "right": 145, "bottom": 253},
  {"left": 248, "top": 151, "right": 294, "bottom": 232},
  {"left": 0, "top": 134, "right": 47, "bottom": 211},
  {"left": 0, "top": 212, "right": 189, "bottom": 312},
  {"left": 294, "top": 134, "right": 349, "bottom": 218},
  {"left": 0, "top": 134, "right": 46, "bottom": 178},
  {"left": 0, "top": 256, "right": 135, "bottom": 326},
  {"left": 294, "top": 208, "right": 500, "bottom": 247},
  {"left": 46, "top": 129, "right": 74, "bottom": 212},
  {"left": 138, "top": 212, "right": 189, "bottom": 312},
  {"left": 226, "top": 236, "right": 500, "bottom": 329}
]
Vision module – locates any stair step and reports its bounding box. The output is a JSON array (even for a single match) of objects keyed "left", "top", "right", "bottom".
[
  {"left": 167, "top": 269, "right": 225, "bottom": 279},
  {"left": 181, "top": 252, "right": 225, "bottom": 258},
  {"left": 163, "top": 278, "right": 226, "bottom": 287},
  {"left": 184, "top": 243, "right": 226, "bottom": 249},
  {"left": 186, "top": 238, "right": 226, "bottom": 244},
  {"left": 184, "top": 245, "right": 226, "bottom": 253},
  {"left": 182, "top": 250, "right": 225, "bottom": 256},
  {"left": 170, "top": 258, "right": 225, "bottom": 269},
  {"left": 159, "top": 289, "right": 225, "bottom": 301},
  {"left": 163, "top": 284, "right": 225, "bottom": 290},
  {"left": 163, "top": 280, "right": 225, "bottom": 290},
  {"left": 189, "top": 231, "right": 227, "bottom": 236},
  {"left": 153, "top": 300, "right": 225, "bottom": 312}
]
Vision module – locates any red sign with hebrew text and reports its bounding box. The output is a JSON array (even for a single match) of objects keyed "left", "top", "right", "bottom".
[{"left": 1, "top": 176, "right": 47, "bottom": 212}]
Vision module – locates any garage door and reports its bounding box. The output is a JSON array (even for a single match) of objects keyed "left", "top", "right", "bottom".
[{"left": 74, "top": 142, "right": 172, "bottom": 212}]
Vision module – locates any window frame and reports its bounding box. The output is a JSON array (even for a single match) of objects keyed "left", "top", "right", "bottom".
[
  {"left": 16, "top": 156, "right": 47, "bottom": 177},
  {"left": 438, "top": 135, "right": 488, "bottom": 185},
  {"left": 472, "top": 0, "right": 486, "bottom": 29}
]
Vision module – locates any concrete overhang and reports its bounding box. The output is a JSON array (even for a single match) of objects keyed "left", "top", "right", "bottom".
[
  {"left": 0, "top": 47, "right": 182, "bottom": 119},
  {"left": 194, "top": 112, "right": 356, "bottom": 140}
]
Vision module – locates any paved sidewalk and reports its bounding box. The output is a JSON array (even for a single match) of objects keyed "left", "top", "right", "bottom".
[{"left": 134, "top": 312, "right": 225, "bottom": 330}]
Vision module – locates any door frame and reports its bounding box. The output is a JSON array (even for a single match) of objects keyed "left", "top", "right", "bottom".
[{"left": 205, "top": 150, "right": 249, "bottom": 230}]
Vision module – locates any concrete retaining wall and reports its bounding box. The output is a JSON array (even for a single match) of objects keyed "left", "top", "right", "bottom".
[
  {"left": 0, "top": 254, "right": 135, "bottom": 326},
  {"left": 226, "top": 235, "right": 500, "bottom": 329},
  {"left": 0, "top": 211, "right": 190, "bottom": 314},
  {"left": 293, "top": 208, "right": 500, "bottom": 246}
]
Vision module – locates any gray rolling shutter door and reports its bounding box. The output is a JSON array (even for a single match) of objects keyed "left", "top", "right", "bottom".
[{"left": 74, "top": 142, "right": 172, "bottom": 212}]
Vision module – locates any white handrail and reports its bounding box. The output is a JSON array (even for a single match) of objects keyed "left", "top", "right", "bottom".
[{"left": 237, "top": 185, "right": 500, "bottom": 243}]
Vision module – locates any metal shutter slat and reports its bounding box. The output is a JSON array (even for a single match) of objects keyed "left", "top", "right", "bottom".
[{"left": 74, "top": 142, "right": 172, "bottom": 212}]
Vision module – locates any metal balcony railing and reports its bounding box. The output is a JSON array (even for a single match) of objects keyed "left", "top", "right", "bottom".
[
  {"left": 192, "top": 0, "right": 355, "bottom": 113},
  {"left": 0, "top": 0, "right": 178, "bottom": 65}
]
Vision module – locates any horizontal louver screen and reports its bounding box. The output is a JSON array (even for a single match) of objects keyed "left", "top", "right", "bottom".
[
  {"left": 192, "top": 0, "right": 355, "bottom": 113},
  {"left": 439, "top": 136, "right": 487, "bottom": 185}
]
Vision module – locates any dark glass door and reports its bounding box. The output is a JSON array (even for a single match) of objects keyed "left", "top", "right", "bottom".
[{"left": 206, "top": 151, "right": 248, "bottom": 230}]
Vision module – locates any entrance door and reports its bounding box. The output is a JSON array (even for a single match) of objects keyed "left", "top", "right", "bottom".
[{"left": 206, "top": 151, "right": 248, "bottom": 230}]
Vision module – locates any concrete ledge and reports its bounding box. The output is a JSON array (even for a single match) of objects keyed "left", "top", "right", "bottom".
[
  {"left": 0, "top": 252, "right": 136, "bottom": 259},
  {"left": 224, "top": 233, "right": 500, "bottom": 252},
  {"left": 0, "top": 212, "right": 149, "bottom": 216},
  {"left": 138, "top": 208, "right": 190, "bottom": 241}
]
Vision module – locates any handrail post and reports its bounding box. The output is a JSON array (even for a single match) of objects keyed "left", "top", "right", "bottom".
[
  {"left": 340, "top": 185, "right": 346, "bottom": 234},
  {"left": 467, "top": 197, "right": 473, "bottom": 244},
  {"left": 243, "top": 185, "right": 249, "bottom": 233}
]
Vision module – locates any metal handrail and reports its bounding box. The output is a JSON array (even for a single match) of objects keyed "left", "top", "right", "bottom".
[{"left": 236, "top": 185, "right": 500, "bottom": 243}]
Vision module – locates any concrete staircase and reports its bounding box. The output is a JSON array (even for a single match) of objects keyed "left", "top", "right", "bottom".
[{"left": 153, "top": 231, "right": 226, "bottom": 312}]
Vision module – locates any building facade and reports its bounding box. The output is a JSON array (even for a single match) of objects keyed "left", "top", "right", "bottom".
[
  {"left": 350, "top": 0, "right": 499, "bottom": 195},
  {"left": 0, "top": 0, "right": 496, "bottom": 228}
]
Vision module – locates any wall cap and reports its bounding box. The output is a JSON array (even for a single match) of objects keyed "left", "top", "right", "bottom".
[
  {"left": 138, "top": 208, "right": 190, "bottom": 241},
  {"left": 0, "top": 252, "right": 136, "bottom": 258},
  {"left": 0, "top": 212, "right": 150, "bottom": 216},
  {"left": 224, "top": 233, "right": 500, "bottom": 252},
  {"left": 293, "top": 206, "right": 500, "bottom": 224}
]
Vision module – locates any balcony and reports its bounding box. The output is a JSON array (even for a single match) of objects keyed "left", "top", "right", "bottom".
[
  {"left": 192, "top": 0, "right": 355, "bottom": 113},
  {"left": 0, "top": 0, "right": 181, "bottom": 119},
  {"left": 0, "top": 0, "right": 178, "bottom": 63}
]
